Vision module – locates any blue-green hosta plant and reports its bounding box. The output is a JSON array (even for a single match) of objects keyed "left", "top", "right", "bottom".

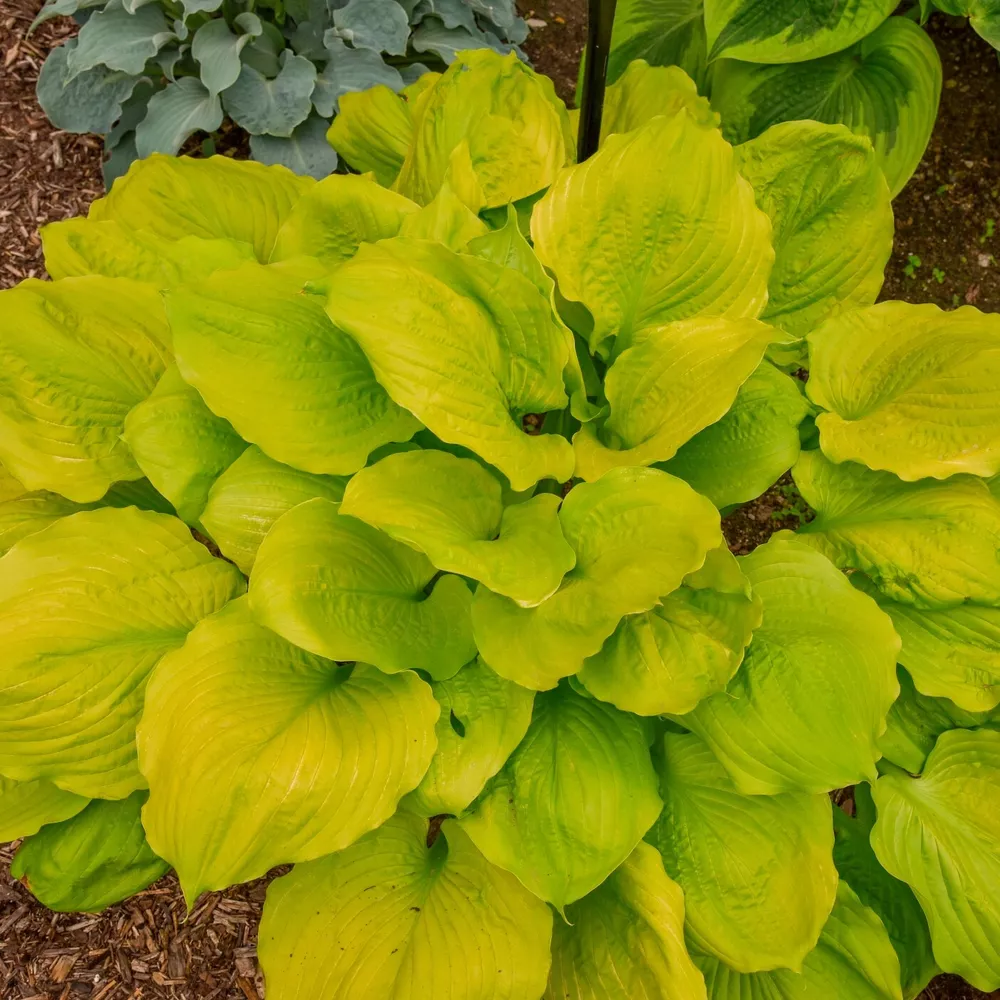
[
  {"left": 32, "top": 0, "right": 528, "bottom": 184},
  {"left": 606, "top": 0, "right": 949, "bottom": 198},
  {"left": 4, "top": 48, "right": 1000, "bottom": 1000}
]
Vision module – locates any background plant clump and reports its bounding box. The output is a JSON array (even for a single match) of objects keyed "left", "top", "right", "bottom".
[{"left": 31, "top": 0, "right": 528, "bottom": 182}]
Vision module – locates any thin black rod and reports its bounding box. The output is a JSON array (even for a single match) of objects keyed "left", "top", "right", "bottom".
[{"left": 577, "top": 0, "right": 619, "bottom": 162}]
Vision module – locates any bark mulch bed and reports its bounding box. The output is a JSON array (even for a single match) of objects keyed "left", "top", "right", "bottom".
[
  {"left": 2, "top": 1, "right": 1000, "bottom": 998},
  {"left": 0, "top": 0, "right": 102, "bottom": 287}
]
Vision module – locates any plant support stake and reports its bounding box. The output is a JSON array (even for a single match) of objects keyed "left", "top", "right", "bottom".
[{"left": 577, "top": 0, "right": 618, "bottom": 162}]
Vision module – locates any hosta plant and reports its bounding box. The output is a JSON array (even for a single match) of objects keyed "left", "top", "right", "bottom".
[
  {"left": 606, "top": 0, "right": 953, "bottom": 198},
  {"left": 31, "top": 0, "right": 527, "bottom": 183},
  {"left": 4, "top": 48, "right": 1000, "bottom": 1000}
]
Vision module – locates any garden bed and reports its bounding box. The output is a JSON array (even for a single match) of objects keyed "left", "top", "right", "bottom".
[{"left": 0, "top": 1, "right": 999, "bottom": 998}]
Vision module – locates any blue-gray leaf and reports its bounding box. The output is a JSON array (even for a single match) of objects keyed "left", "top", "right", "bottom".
[
  {"left": 417, "top": 0, "right": 478, "bottom": 32},
  {"left": 468, "top": 0, "right": 517, "bottom": 30},
  {"left": 181, "top": 0, "right": 224, "bottom": 15},
  {"left": 121, "top": 0, "right": 161, "bottom": 13},
  {"left": 242, "top": 21, "right": 285, "bottom": 77},
  {"left": 312, "top": 35, "right": 403, "bottom": 117},
  {"left": 36, "top": 39, "right": 140, "bottom": 133},
  {"left": 157, "top": 43, "right": 187, "bottom": 81},
  {"left": 30, "top": 0, "right": 103, "bottom": 32},
  {"left": 103, "top": 131, "right": 139, "bottom": 188},
  {"left": 412, "top": 15, "right": 503, "bottom": 61},
  {"left": 68, "top": 1, "right": 175, "bottom": 76},
  {"left": 250, "top": 115, "right": 339, "bottom": 179},
  {"left": 134, "top": 76, "right": 222, "bottom": 156},
  {"left": 192, "top": 19, "right": 257, "bottom": 95},
  {"left": 106, "top": 77, "right": 157, "bottom": 146},
  {"left": 223, "top": 50, "right": 316, "bottom": 136},
  {"left": 333, "top": 0, "right": 410, "bottom": 55},
  {"left": 400, "top": 60, "right": 432, "bottom": 84}
]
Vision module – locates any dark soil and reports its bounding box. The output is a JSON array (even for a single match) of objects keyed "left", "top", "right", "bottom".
[
  {"left": 880, "top": 15, "right": 1000, "bottom": 312},
  {"left": 519, "top": 0, "right": 587, "bottom": 103},
  {"left": 1, "top": 2, "right": 1000, "bottom": 998}
]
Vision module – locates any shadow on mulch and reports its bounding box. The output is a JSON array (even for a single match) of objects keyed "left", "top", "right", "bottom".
[{"left": 1, "top": 1, "right": 1000, "bottom": 998}]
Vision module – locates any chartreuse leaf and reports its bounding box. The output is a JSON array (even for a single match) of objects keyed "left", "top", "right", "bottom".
[
  {"left": 807, "top": 302, "right": 1000, "bottom": 480},
  {"left": 393, "top": 49, "right": 571, "bottom": 210},
  {"left": 860, "top": 584, "right": 1000, "bottom": 713},
  {"left": 733, "top": 122, "right": 893, "bottom": 339},
  {"left": 402, "top": 657, "right": 535, "bottom": 817},
  {"left": 466, "top": 203, "right": 550, "bottom": 293},
  {"left": 200, "top": 446, "right": 348, "bottom": 575},
  {"left": 258, "top": 814, "right": 553, "bottom": 1000},
  {"left": 682, "top": 535, "right": 900, "bottom": 794},
  {"left": 878, "top": 668, "right": 1000, "bottom": 773},
  {"left": 169, "top": 259, "right": 420, "bottom": 477},
  {"left": 341, "top": 450, "right": 576, "bottom": 607},
  {"left": 465, "top": 206, "right": 598, "bottom": 417},
  {"left": 871, "top": 729, "right": 1000, "bottom": 991},
  {"left": 250, "top": 498, "right": 476, "bottom": 680},
  {"left": 11, "top": 792, "right": 168, "bottom": 913},
  {"left": 573, "top": 317, "right": 774, "bottom": 480},
  {"left": 705, "top": 0, "right": 896, "bottom": 63},
  {"left": 41, "top": 219, "right": 255, "bottom": 286},
  {"left": 606, "top": 0, "right": 710, "bottom": 93},
  {"left": 711, "top": 17, "right": 941, "bottom": 199},
  {"left": 532, "top": 113, "right": 772, "bottom": 357},
  {"left": 660, "top": 361, "right": 809, "bottom": 509},
  {"left": 138, "top": 597, "right": 438, "bottom": 905},
  {"left": 270, "top": 172, "right": 418, "bottom": 264},
  {"left": 0, "top": 277, "right": 170, "bottom": 502},
  {"left": 0, "top": 462, "right": 25, "bottom": 501},
  {"left": 598, "top": 59, "right": 719, "bottom": 141},
  {"left": 579, "top": 545, "right": 761, "bottom": 716},
  {"left": 326, "top": 84, "right": 417, "bottom": 186},
  {"left": 324, "top": 239, "right": 574, "bottom": 491},
  {"left": 89, "top": 153, "right": 313, "bottom": 261},
  {"left": 0, "top": 492, "right": 93, "bottom": 555},
  {"left": 648, "top": 731, "right": 836, "bottom": 973},
  {"left": 123, "top": 365, "right": 247, "bottom": 524},
  {"left": 545, "top": 842, "right": 708, "bottom": 1000},
  {"left": 460, "top": 682, "right": 662, "bottom": 910},
  {"left": 793, "top": 450, "right": 1000, "bottom": 609},
  {"left": 695, "top": 882, "right": 904, "bottom": 1000},
  {"left": 0, "top": 776, "right": 88, "bottom": 842},
  {"left": 834, "top": 784, "right": 939, "bottom": 999},
  {"left": 473, "top": 468, "right": 723, "bottom": 690},
  {"left": 398, "top": 181, "right": 488, "bottom": 250},
  {"left": 0, "top": 508, "right": 244, "bottom": 799},
  {"left": 0, "top": 478, "right": 171, "bottom": 556}
]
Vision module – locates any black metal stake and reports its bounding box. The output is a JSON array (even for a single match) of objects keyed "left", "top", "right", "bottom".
[{"left": 576, "top": 0, "right": 619, "bottom": 163}]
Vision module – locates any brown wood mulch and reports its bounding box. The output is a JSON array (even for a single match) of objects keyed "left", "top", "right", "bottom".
[
  {"left": 1, "top": 0, "right": 1000, "bottom": 998},
  {"left": 0, "top": 0, "right": 102, "bottom": 288},
  {"left": 0, "top": 842, "right": 276, "bottom": 999}
]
